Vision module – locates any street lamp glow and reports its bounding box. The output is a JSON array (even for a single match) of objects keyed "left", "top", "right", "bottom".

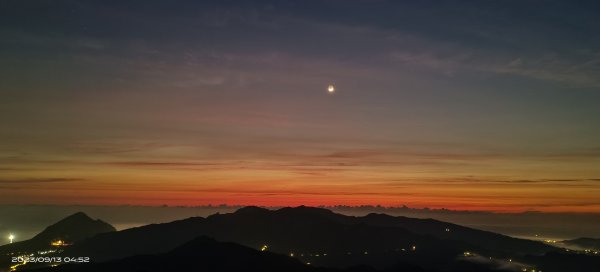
[{"left": 8, "top": 234, "right": 14, "bottom": 243}]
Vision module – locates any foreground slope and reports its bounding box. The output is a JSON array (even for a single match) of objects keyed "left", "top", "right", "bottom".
[
  {"left": 32, "top": 236, "right": 336, "bottom": 272},
  {"left": 61, "top": 206, "right": 556, "bottom": 270},
  {"left": 33, "top": 236, "right": 510, "bottom": 272}
]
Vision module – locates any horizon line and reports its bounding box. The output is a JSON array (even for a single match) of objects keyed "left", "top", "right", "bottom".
[{"left": 2, "top": 203, "right": 600, "bottom": 215}]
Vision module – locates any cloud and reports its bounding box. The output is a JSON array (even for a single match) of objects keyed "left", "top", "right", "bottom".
[
  {"left": 378, "top": 177, "right": 600, "bottom": 187},
  {"left": 68, "top": 142, "right": 170, "bottom": 154},
  {"left": 0, "top": 178, "right": 85, "bottom": 184},
  {"left": 321, "top": 150, "right": 383, "bottom": 159},
  {"left": 492, "top": 54, "right": 600, "bottom": 87},
  {"left": 104, "top": 161, "right": 220, "bottom": 167},
  {"left": 389, "top": 49, "right": 600, "bottom": 87}
]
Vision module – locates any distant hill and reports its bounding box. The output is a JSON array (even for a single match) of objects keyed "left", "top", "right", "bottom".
[
  {"left": 561, "top": 237, "right": 600, "bottom": 250},
  {"left": 0, "top": 212, "right": 115, "bottom": 256},
  {"left": 30, "top": 236, "right": 334, "bottom": 272},
  {"left": 31, "top": 236, "right": 507, "bottom": 272},
  {"left": 356, "top": 212, "right": 553, "bottom": 256},
  {"left": 59, "top": 206, "right": 556, "bottom": 271}
]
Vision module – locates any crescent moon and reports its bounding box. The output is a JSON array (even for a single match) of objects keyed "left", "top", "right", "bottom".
[{"left": 327, "top": 85, "right": 335, "bottom": 93}]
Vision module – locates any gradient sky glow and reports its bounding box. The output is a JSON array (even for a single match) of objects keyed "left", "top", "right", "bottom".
[{"left": 1, "top": 1, "right": 600, "bottom": 212}]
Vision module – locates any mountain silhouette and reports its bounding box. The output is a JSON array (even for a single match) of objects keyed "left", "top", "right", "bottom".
[
  {"left": 357, "top": 212, "right": 553, "bottom": 256},
  {"left": 0, "top": 212, "right": 115, "bottom": 255},
  {"left": 31, "top": 236, "right": 332, "bottom": 272},
  {"left": 59, "top": 206, "right": 556, "bottom": 271},
  {"left": 31, "top": 236, "right": 507, "bottom": 272}
]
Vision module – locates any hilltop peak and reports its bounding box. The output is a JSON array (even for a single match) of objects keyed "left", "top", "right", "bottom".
[
  {"left": 364, "top": 212, "right": 391, "bottom": 218},
  {"left": 228, "top": 206, "right": 344, "bottom": 223},
  {"left": 0, "top": 212, "right": 116, "bottom": 258},
  {"left": 31, "top": 212, "right": 116, "bottom": 243},
  {"left": 60, "top": 212, "right": 93, "bottom": 222},
  {"left": 234, "top": 206, "right": 271, "bottom": 215},
  {"left": 276, "top": 205, "right": 336, "bottom": 215}
]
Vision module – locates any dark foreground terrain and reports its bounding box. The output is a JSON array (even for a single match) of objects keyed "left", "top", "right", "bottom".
[{"left": 2, "top": 207, "right": 599, "bottom": 272}]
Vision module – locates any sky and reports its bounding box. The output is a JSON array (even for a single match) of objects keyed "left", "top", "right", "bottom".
[{"left": 1, "top": 0, "right": 600, "bottom": 212}]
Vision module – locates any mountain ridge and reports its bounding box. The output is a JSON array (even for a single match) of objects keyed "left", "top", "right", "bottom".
[{"left": 60, "top": 206, "right": 556, "bottom": 270}]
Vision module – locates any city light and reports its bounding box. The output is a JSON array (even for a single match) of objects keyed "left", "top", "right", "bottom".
[
  {"left": 8, "top": 234, "right": 14, "bottom": 243},
  {"left": 51, "top": 240, "right": 65, "bottom": 246}
]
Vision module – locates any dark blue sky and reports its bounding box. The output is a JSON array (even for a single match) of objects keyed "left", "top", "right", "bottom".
[{"left": 1, "top": 0, "right": 600, "bottom": 211}]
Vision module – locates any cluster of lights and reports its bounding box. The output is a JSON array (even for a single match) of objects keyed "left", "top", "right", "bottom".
[
  {"left": 287, "top": 251, "right": 336, "bottom": 258},
  {"left": 10, "top": 263, "right": 24, "bottom": 272},
  {"left": 286, "top": 244, "right": 420, "bottom": 260},
  {"left": 300, "top": 252, "right": 329, "bottom": 257},
  {"left": 9, "top": 253, "right": 32, "bottom": 272},
  {"left": 276, "top": 244, "right": 557, "bottom": 272},
  {"left": 583, "top": 249, "right": 599, "bottom": 254},
  {"left": 51, "top": 240, "right": 66, "bottom": 247}
]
